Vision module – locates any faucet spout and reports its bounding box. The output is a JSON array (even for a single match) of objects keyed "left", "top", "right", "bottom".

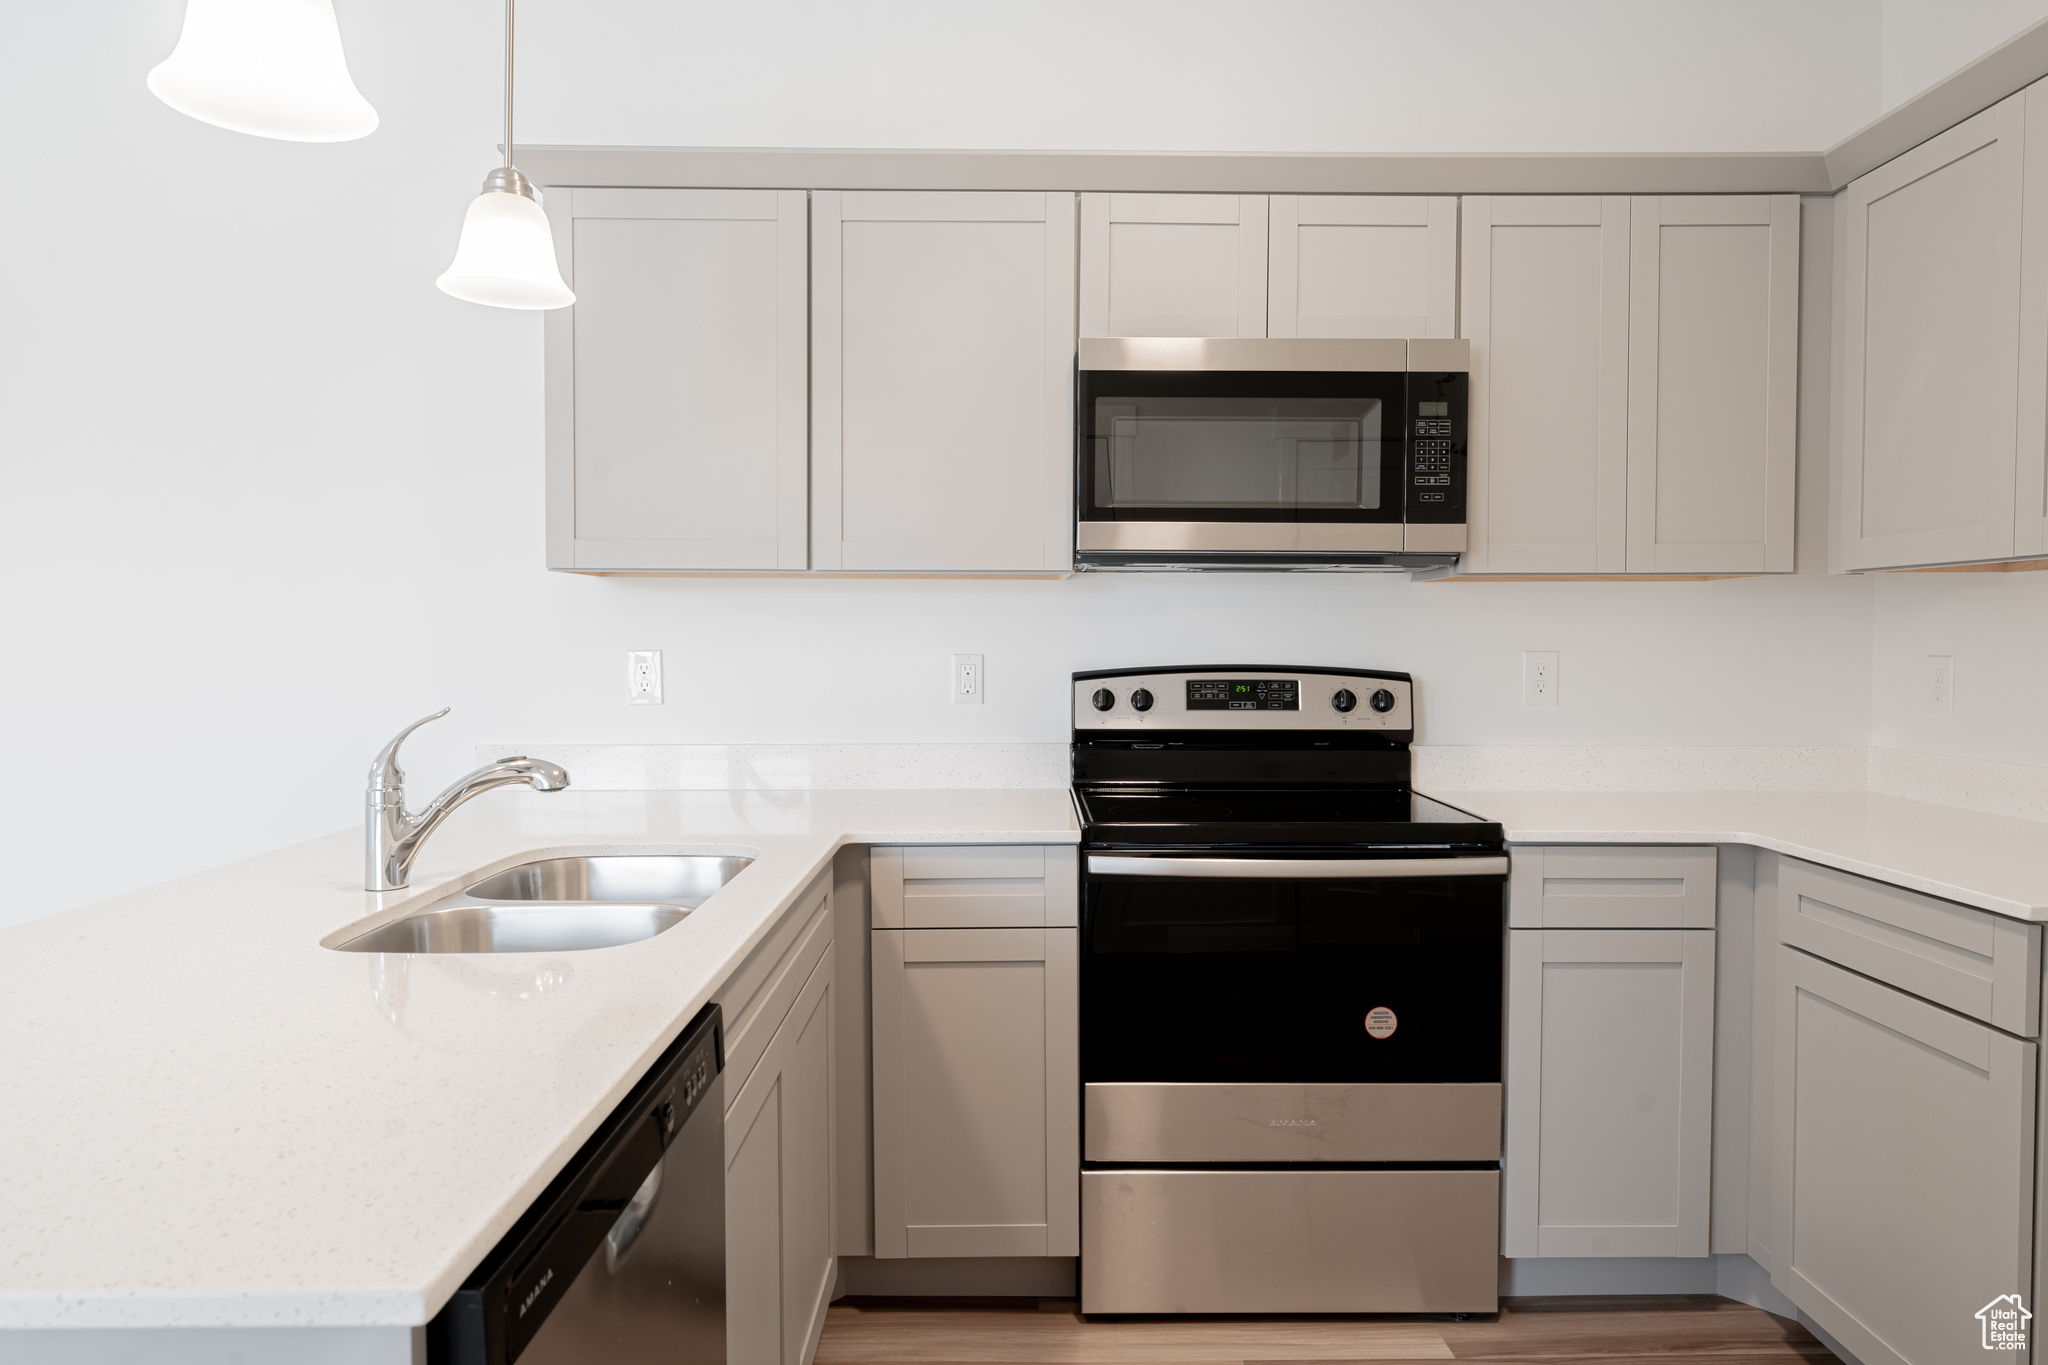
[{"left": 364, "top": 711, "right": 570, "bottom": 891}]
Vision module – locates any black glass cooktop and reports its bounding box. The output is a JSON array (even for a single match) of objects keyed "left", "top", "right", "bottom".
[{"left": 1076, "top": 786, "right": 1504, "bottom": 849}]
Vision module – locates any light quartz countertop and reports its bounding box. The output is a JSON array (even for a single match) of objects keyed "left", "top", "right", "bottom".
[
  {"left": 1438, "top": 788, "right": 2048, "bottom": 920},
  {"left": 0, "top": 788, "right": 1077, "bottom": 1331}
]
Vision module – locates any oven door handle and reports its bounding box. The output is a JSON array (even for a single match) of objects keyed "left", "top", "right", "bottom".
[{"left": 1086, "top": 855, "right": 1509, "bottom": 879}]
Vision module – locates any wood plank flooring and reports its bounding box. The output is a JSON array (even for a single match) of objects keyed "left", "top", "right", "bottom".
[{"left": 814, "top": 1294, "right": 1842, "bottom": 1365}]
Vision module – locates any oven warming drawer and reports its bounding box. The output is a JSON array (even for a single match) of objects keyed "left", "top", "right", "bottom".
[
  {"left": 1082, "top": 1168, "right": 1499, "bottom": 1314},
  {"left": 1085, "top": 1082, "right": 1501, "bottom": 1163}
]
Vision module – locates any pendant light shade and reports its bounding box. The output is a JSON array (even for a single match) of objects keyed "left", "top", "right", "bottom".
[
  {"left": 437, "top": 0, "right": 574, "bottom": 310},
  {"left": 437, "top": 170, "right": 574, "bottom": 310},
  {"left": 147, "top": 0, "right": 378, "bottom": 142}
]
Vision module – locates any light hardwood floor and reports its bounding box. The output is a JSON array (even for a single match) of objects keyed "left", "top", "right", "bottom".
[{"left": 814, "top": 1294, "right": 1841, "bottom": 1365}]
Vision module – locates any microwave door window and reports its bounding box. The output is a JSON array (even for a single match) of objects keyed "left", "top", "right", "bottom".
[{"left": 1094, "top": 397, "right": 1382, "bottom": 513}]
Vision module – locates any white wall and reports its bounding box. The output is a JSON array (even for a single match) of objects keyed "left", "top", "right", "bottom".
[
  {"left": 1882, "top": 0, "right": 2048, "bottom": 111},
  {"left": 521, "top": 0, "right": 1880, "bottom": 154},
  {"left": 0, "top": 1, "right": 1959, "bottom": 931},
  {"left": 1868, "top": 573, "right": 2048, "bottom": 767}
]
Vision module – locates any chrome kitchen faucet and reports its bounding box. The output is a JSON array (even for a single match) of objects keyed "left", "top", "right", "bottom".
[{"left": 365, "top": 709, "right": 569, "bottom": 891}]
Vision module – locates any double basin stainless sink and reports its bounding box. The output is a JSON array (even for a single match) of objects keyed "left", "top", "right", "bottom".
[{"left": 334, "top": 855, "right": 753, "bottom": 954}]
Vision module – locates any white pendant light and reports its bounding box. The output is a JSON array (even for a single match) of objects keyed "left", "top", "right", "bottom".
[
  {"left": 147, "top": 0, "right": 378, "bottom": 142},
  {"left": 436, "top": 0, "right": 573, "bottom": 311}
]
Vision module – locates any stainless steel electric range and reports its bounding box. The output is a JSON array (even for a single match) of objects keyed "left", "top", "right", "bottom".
[{"left": 1072, "top": 666, "right": 1507, "bottom": 1315}]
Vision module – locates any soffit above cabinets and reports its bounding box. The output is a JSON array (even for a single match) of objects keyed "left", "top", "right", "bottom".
[{"left": 514, "top": 16, "right": 2048, "bottom": 200}]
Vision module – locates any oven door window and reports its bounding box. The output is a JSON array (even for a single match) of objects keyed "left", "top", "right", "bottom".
[
  {"left": 1079, "top": 370, "right": 1405, "bottom": 523},
  {"left": 1082, "top": 873, "right": 1503, "bottom": 1083}
]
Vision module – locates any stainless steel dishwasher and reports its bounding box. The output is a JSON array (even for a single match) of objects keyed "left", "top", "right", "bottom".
[{"left": 430, "top": 1004, "right": 724, "bottom": 1364}]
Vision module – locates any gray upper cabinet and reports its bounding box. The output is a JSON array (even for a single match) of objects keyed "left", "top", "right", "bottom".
[
  {"left": 1462, "top": 194, "right": 1798, "bottom": 576},
  {"left": 1268, "top": 195, "right": 1458, "bottom": 339},
  {"left": 1080, "top": 193, "right": 1268, "bottom": 338},
  {"left": 544, "top": 188, "right": 809, "bottom": 572},
  {"left": 811, "top": 191, "right": 1077, "bottom": 573},
  {"left": 1835, "top": 94, "right": 2025, "bottom": 571},
  {"left": 1627, "top": 196, "right": 1799, "bottom": 574},
  {"left": 1461, "top": 195, "right": 1632, "bottom": 574}
]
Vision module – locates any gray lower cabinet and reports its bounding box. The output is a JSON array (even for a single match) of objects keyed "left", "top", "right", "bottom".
[
  {"left": 1504, "top": 845, "right": 1718, "bottom": 1257},
  {"left": 1770, "top": 860, "right": 2041, "bottom": 1365},
  {"left": 869, "top": 845, "right": 1080, "bottom": 1259},
  {"left": 721, "top": 877, "right": 837, "bottom": 1365}
]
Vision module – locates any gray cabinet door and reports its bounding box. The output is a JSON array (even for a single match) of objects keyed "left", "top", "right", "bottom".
[
  {"left": 1080, "top": 193, "right": 1268, "bottom": 338},
  {"left": 1504, "top": 928, "right": 1716, "bottom": 1257},
  {"left": 1459, "top": 195, "right": 1631, "bottom": 574},
  {"left": 1626, "top": 195, "right": 1800, "bottom": 573},
  {"left": 811, "top": 190, "right": 1077, "bottom": 573},
  {"left": 726, "top": 938, "right": 836, "bottom": 1365},
  {"left": 1835, "top": 95, "right": 2025, "bottom": 571},
  {"left": 1268, "top": 195, "right": 1457, "bottom": 339},
  {"left": 871, "top": 926, "right": 1080, "bottom": 1258},
  {"left": 543, "top": 188, "right": 808, "bottom": 571},
  {"left": 1772, "top": 947, "right": 2035, "bottom": 1365}
]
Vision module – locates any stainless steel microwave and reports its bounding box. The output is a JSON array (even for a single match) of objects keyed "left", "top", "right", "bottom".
[{"left": 1075, "top": 337, "right": 1468, "bottom": 571}]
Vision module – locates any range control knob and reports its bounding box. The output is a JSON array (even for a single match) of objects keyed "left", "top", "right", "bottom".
[
  {"left": 1369, "top": 688, "right": 1397, "bottom": 713},
  {"left": 1090, "top": 687, "right": 1116, "bottom": 712},
  {"left": 1129, "top": 688, "right": 1154, "bottom": 713},
  {"left": 1330, "top": 688, "right": 1357, "bottom": 713}
]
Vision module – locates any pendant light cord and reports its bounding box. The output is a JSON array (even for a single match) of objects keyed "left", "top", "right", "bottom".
[{"left": 503, "top": 0, "right": 515, "bottom": 170}]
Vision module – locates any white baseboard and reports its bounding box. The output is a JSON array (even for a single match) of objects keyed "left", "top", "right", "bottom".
[{"left": 834, "top": 1255, "right": 1077, "bottom": 1299}]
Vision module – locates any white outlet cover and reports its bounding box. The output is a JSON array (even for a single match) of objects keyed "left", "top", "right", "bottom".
[
  {"left": 952, "top": 653, "right": 984, "bottom": 705},
  {"left": 1927, "top": 655, "right": 1954, "bottom": 716},
  {"left": 627, "top": 650, "right": 663, "bottom": 705},
  {"left": 1522, "top": 651, "right": 1559, "bottom": 707}
]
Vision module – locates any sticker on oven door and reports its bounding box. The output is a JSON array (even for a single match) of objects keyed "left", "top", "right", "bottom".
[{"left": 1364, "top": 1007, "right": 1398, "bottom": 1039}]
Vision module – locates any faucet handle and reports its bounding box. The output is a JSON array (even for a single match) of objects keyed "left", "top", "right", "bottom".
[{"left": 368, "top": 708, "right": 451, "bottom": 792}]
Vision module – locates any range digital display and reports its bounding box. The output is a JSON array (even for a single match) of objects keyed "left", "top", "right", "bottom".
[{"left": 1186, "top": 679, "right": 1300, "bottom": 711}]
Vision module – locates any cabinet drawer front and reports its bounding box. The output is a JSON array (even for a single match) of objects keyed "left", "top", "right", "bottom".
[
  {"left": 872, "top": 845, "right": 1078, "bottom": 928},
  {"left": 1778, "top": 858, "right": 2040, "bottom": 1034},
  {"left": 1774, "top": 948, "right": 2035, "bottom": 1365},
  {"left": 1509, "top": 845, "right": 1717, "bottom": 928}
]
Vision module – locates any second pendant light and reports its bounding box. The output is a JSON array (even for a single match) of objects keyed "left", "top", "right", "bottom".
[{"left": 437, "top": 0, "right": 573, "bottom": 311}]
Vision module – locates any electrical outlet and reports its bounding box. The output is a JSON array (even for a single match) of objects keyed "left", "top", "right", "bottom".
[
  {"left": 952, "top": 653, "right": 984, "bottom": 705},
  {"left": 1522, "top": 651, "right": 1559, "bottom": 707},
  {"left": 1928, "top": 655, "right": 1954, "bottom": 715},
  {"left": 627, "top": 650, "right": 663, "bottom": 705}
]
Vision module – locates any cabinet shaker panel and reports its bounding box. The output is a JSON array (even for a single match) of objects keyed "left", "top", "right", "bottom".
[
  {"left": 1772, "top": 948, "right": 2034, "bottom": 1365},
  {"left": 544, "top": 188, "right": 808, "bottom": 572},
  {"left": 1080, "top": 193, "right": 1268, "bottom": 338},
  {"left": 1504, "top": 928, "right": 1715, "bottom": 1258},
  {"left": 1835, "top": 97, "right": 2024, "bottom": 570},
  {"left": 1460, "top": 196, "right": 1630, "bottom": 574},
  {"left": 726, "top": 948, "right": 837, "bottom": 1365},
  {"left": 871, "top": 927, "right": 1080, "bottom": 1259},
  {"left": 812, "top": 191, "right": 1076, "bottom": 572},
  {"left": 1268, "top": 195, "right": 1457, "bottom": 339},
  {"left": 1627, "top": 195, "right": 1799, "bottom": 573}
]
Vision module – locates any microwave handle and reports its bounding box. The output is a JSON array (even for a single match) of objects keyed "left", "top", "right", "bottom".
[{"left": 1087, "top": 855, "right": 1508, "bottom": 879}]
